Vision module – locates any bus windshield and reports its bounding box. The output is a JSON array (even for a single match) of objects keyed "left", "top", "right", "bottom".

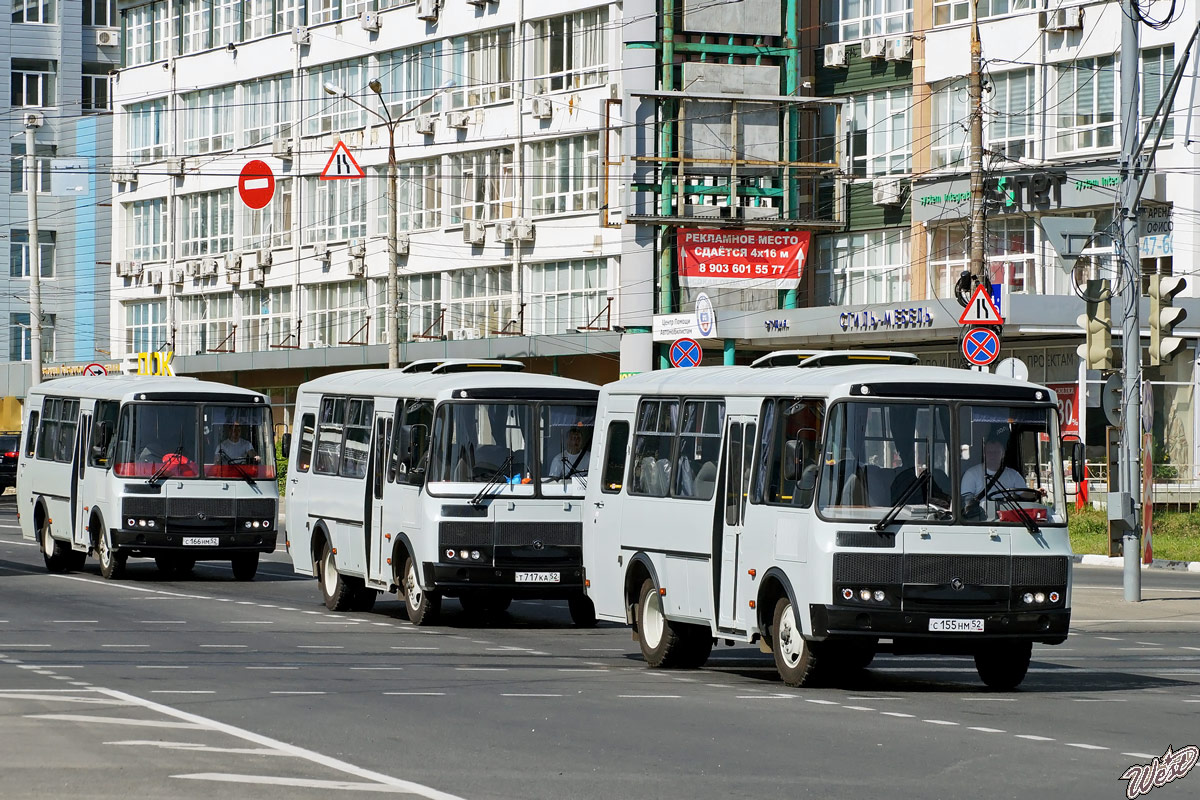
[
  {"left": 539, "top": 404, "right": 595, "bottom": 495},
  {"left": 958, "top": 404, "right": 1064, "bottom": 526},
  {"left": 113, "top": 403, "right": 274, "bottom": 480}
]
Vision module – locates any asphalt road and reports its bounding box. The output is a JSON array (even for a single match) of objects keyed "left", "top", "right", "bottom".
[{"left": 1, "top": 495, "right": 1197, "bottom": 800}]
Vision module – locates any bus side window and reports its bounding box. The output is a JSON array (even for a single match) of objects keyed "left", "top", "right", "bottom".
[
  {"left": 629, "top": 399, "right": 677, "bottom": 498},
  {"left": 296, "top": 413, "right": 315, "bottom": 473},
  {"left": 90, "top": 401, "right": 119, "bottom": 468},
  {"left": 36, "top": 398, "right": 59, "bottom": 461},
  {"left": 24, "top": 411, "right": 39, "bottom": 458},
  {"left": 56, "top": 400, "right": 79, "bottom": 463},
  {"left": 340, "top": 398, "right": 373, "bottom": 479},
  {"left": 403, "top": 399, "right": 433, "bottom": 480},
  {"left": 386, "top": 400, "right": 405, "bottom": 484},
  {"left": 314, "top": 398, "right": 345, "bottom": 475},
  {"left": 600, "top": 421, "right": 629, "bottom": 494},
  {"left": 675, "top": 400, "right": 724, "bottom": 500}
]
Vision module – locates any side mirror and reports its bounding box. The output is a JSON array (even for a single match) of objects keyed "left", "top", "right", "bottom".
[
  {"left": 397, "top": 425, "right": 412, "bottom": 464},
  {"left": 280, "top": 432, "right": 292, "bottom": 460},
  {"left": 1070, "top": 441, "right": 1085, "bottom": 485}
]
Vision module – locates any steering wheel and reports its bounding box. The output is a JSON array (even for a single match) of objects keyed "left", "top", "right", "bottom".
[{"left": 986, "top": 486, "right": 1044, "bottom": 504}]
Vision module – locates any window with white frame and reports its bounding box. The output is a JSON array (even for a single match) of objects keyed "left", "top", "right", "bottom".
[
  {"left": 179, "top": 0, "right": 210, "bottom": 54},
  {"left": 308, "top": 0, "right": 336, "bottom": 25},
  {"left": 11, "top": 59, "right": 56, "bottom": 107},
  {"left": 9, "top": 230, "right": 55, "bottom": 278},
  {"left": 987, "top": 69, "right": 1034, "bottom": 162},
  {"left": 243, "top": 74, "right": 294, "bottom": 146},
  {"left": 9, "top": 312, "right": 54, "bottom": 362},
  {"left": 986, "top": 217, "right": 1037, "bottom": 294},
  {"left": 212, "top": 0, "right": 240, "bottom": 47},
  {"left": 305, "top": 177, "right": 367, "bottom": 243},
  {"left": 531, "top": 9, "right": 609, "bottom": 94},
  {"left": 401, "top": 273, "right": 442, "bottom": 340},
  {"left": 180, "top": 190, "right": 234, "bottom": 257},
  {"left": 834, "top": 0, "right": 911, "bottom": 41},
  {"left": 83, "top": 0, "right": 116, "bottom": 26},
  {"left": 1142, "top": 46, "right": 1175, "bottom": 140},
  {"left": 927, "top": 223, "right": 967, "bottom": 299},
  {"left": 446, "top": 266, "right": 514, "bottom": 338},
  {"left": 127, "top": 197, "right": 167, "bottom": 262},
  {"left": 304, "top": 59, "right": 367, "bottom": 135},
  {"left": 124, "top": 299, "right": 166, "bottom": 355},
  {"left": 931, "top": 79, "right": 968, "bottom": 170},
  {"left": 246, "top": 0, "right": 274, "bottom": 38},
  {"left": 815, "top": 230, "right": 909, "bottom": 306},
  {"left": 13, "top": 0, "right": 54, "bottom": 23},
  {"left": 377, "top": 42, "right": 445, "bottom": 116},
  {"left": 125, "top": 2, "right": 165, "bottom": 66},
  {"left": 529, "top": 135, "right": 600, "bottom": 216},
  {"left": 10, "top": 143, "right": 54, "bottom": 193},
  {"left": 1055, "top": 56, "right": 1116, "bottom": 154},
  {"left": 82, "top": 65, "right": 111, "bottom": 112},
  {"left": 304, "top": 280, "right": 381, "bottom": 348},
  {"left": 933, "top": 0, "right": 1032, "bottom": 26},
  {"left": 182, "top": 87, "right": 235, "bottom": 154},
  {"left": 449, "top": 28, "right": 513, "bottom": 108},
  {"left": 449, "top": 148, "right": 514, "bottom": 224},
  {"left": 527, "top": 259, "right": 609, "bottom": 335},
  {"left": 179, "top": 292, "right": 235, "bottom": 355},
  {"left": 126, "top": 98, "right": 166, "bottom": 161},
  {"left": 244, "top": 178, "right": 292, "bottom": 250},
  {"left": 240, "top": 287, "right": 293, "bottom": 352},
  {"left": 374, "top": 160, "right": 441, "bottom": 233},
  {"left": 848, "top": 88, "right": 912, "bottom": 176}
]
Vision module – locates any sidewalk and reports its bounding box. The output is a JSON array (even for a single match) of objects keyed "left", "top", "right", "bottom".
[{"left": 1073, "top": 553, "right": 1200, "bottom": 573}]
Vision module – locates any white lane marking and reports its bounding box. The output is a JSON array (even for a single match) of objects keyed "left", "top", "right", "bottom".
[
  {"left": 102, "top": 645, "right": 148, "bottom": 648},
  {"left": 487, "top": 647, "right": 534, "bottom": 652},
  {"left": 618, "top": 695, "right": 680, "bottom": 699},
  {"left": 316, "top": 622, "right": 359, "bottom": 625},
  {"left": 455, "top": 668, "right": 507, "bottom": 672},
  {"left": 0, "top": 644, "right": 51, "bottom": 648},
  {"left": 27, "top": 713, "right": 203, "bottom": 729},
  {"left": 1065, "top": 743, "right": 1109, "bottom": 751},
  {"left": 99, "top": 688, "right": 467, "bottom": 800},
  {"left": 108, "top": 740, "right": 291, "bottom": 756},
  {"left": 735, "top": 695, "right": 795, "bottom": 700},
  {"left": 298, "top": 645, "right": 344, "bottom": 650},
  {"left": 881, "top": 712, "right": 915, "bottom": 718},
  {"left": 350, "top": 667, "right": 404, "bottom": 671},
  {"left": 804, "top": 699, "right": 839, "bottom": 706},
  {"left": 557, "top": 668, "right": 606, "bottom": 673},
  {"left": 0, "top": 688, "right": 99, "bottom": 693},
  {"left": 501, "top": 693, "right": 562, "bottom": 697},
  {"left": 247, "top": 666, "right": 296, "bottom": 670},
  {"left": 200, "top": 645, "right": 247, "bottom": 649},
  {"left": 136, "top": 666, "right": 189, "bottom": 670},
  {"left": 271, "top": 691, "right": 326, "bottom": 695},
  {"left": 51, "top": 574, "right": 206, "bottom": 598},
  {"left": 924, "top": 720, "right": 958, "bottom": 726},
  {"left": 383, "top": 692, "right": 445, "bottom": 696},
  {"left": 151, "top": 691, "right": 215, "bottom": 695},
  {"left": 51, "top": 676, "right": 73, "bottom": 681},
  {"left": 1135, "top": 642, "right": 1163, "bottom": 646},
  {"left": 0, "top": 692, "right": 126, "bottom": 704},
  {"left": 22, "top": 665, "right": 84, "bottom": 670},
  {"left": 389, "top": 647, "right": 437, "bottom": 651},
  {"left": 52, "top": 620, "right": 98, "bottom": 624},
  {"left": 1070, "top": 698, "right": 1127, "bottom": 703},
  {"left": 1097, "top": 637, "right": 1123, "bottom": 641},
  {"left": 580, "top": 648, "right": 625, "bottom": 652},
  {"left": 1015, "top": 735, "right": 1055, "bottom": 741},
  {"left": 227, "top": 621, "right": 274, "bottom": 625},
  {"left": 969, "top": 727, "right": 1006, "bottom": 733},
  {"left": 1124, "top": 752, "right": 1158, "bottom": 759},
  {"left": 844, "top": 706, "right": 875, "bottom": 711},
  {"left": 173, "top": 774, "right": 418, "bottom": 793},
  {"left": 1181, "top": 647, "right": 1200, "bottom": 652},
  {"left": 1120, "top": 648, "right": 1165, "bottom": 652},
  {"left": 140, "top": 621, "right": 187, "bottom": 625}
]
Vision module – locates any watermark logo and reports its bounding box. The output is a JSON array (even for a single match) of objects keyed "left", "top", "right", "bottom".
[{"left": 1119, "top": 745, "right": 1198, "bottom": 799}]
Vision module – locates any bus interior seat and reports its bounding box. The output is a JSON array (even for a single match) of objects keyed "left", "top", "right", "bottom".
[
  {"left": 634, "top": 456, "right": 657, "bottom": 494},
  {"left": 693, "top": 461, "right": 717, "bottom": 499},
  {"left": 860, "top": 465, "right": 895, "bottom": 506},
  {"left": 655, "top": 458, "right": 672, "bottom": 496},
  {"left": 473, "top": 444, "right": 507, "bottom": 474}
]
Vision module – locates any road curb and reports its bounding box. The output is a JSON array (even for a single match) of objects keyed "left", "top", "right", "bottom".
[{"left": 1073, "top": 553, "right": 1200, "bottom": 573}]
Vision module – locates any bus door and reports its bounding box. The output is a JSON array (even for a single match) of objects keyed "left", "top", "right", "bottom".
[
  {"left": 287, "top": 411, "right": 316, "bottom": 573},
  {"left": 365, "top": 408, "right": 393, "bottom": 586},
  {"left": 72, "top": 410, "right": 92, "bottom": 545},
  {"left": 717, "top": 418, "right": 755, "bottom": 631}
]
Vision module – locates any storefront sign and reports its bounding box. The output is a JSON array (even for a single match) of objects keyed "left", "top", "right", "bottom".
[
  {"left": 42, "top": 361, "right": 123, "bottom": 379},
  {"left": 913, "top": 167, "right": 1124, "bottom": 223},
  {"left": 1046, "top": 382, "right": 1080, "bottom": 437},
  {"left": 653, "top": 313, "right": 718, "bottom": 341},
  {"left": 678, "top": 229, "right": 811, "bottom": 289},
  {"left": 839, "top": 306, "right": 934, "bottom": 332},
  {"left": 1139, "top": 203, "right": 1172, "bottom": 258}
]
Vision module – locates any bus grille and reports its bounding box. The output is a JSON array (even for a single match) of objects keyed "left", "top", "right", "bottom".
[
  {"left": 236, "top": 498, "right": 277, "bottom": 520},
  {"left": 1012, "top": 555, "right": 1069, "bottom": 585},
  {"left": 834, "top": 554, "right": 1068, "bottom": 587},
  {"left": 439, "top": 522, "right": 494, "bottom": 549},
  {"left": 122, "top": 497, "right": 166, "bottom": 519},
  {"left": 169, "top": 497, "right": 235, "bottom": 518},
  {"left": 905, "top": 554, "right": 1009, "bottom": 585},
  {"left": 833, "top": 553, "right": 903, "bottom": 584},
  {"left": 439, "top": 521, "right": 583, "bottom": 549}
]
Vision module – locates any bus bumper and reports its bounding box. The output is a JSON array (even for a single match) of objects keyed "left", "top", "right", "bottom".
[
  {"left": 809, "top": 604, "right": 1071, "bottom": 645},
  {"left": 110, "top": 529, "right": 278, "bottom": 556},
  {"left": 426, "top": 561, "right": 585, "bottom": 597}
]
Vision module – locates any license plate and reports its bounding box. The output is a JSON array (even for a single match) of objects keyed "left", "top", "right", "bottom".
[
  {"left": 182, "top": 537, "right": 219, "bottom": 547},
  {"left": 515, "top": 571, "right": 560, "bottom": 583},
  {"left": 929, "top": 618, "right": 985, "bottom": 633}
]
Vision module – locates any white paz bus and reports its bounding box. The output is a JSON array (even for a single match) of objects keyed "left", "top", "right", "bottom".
[
  {"left": 285, "top": 360, "right": 600, "bottom": 625},
  {"left": 583, "top": 351, "right": 1079, "bottom": 690},
  {"left": 17, "top": 376, "right": 279, "bottom": 580}
]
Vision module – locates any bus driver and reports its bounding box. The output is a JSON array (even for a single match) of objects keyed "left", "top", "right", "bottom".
[
  {"left": 961, "top": 431, "right": 1028, "bottom": 515},
  {"left": 218, "top": 422, "right": 259, "bottom": 464}
]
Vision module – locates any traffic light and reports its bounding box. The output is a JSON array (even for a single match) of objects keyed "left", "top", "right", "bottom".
[
  {"left": 1149, "top": 274, "right": 1187, "bottom": 366},
  {"left": 1077, "top": 279, "right": 1113, "bottom": 370}
]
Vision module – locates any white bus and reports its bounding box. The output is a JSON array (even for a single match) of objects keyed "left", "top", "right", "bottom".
[
  {"left": 17, "top": 376, "right": 279, "bottom": 580},
  {"left": 285, "top": 360, "right": 600, "bottom": 626},
  {"left": 582, "top": 351, "right": 1078, "bottom": 690}
]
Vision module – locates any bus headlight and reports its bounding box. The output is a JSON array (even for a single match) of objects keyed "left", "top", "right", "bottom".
[
  {"left": 1034, "top": 592, "right": 1046, "bottom": 604},
  {"left": 859, "top": 589, "right": 871, "bottom": 601},
  {"left": 873, "top": 590, "right": 885, "bottom": 602},
  {"left": 1022, "top": 592, "right": 1035, "bottom": 605},
  {"left": 459, "top": 550, "right": 469, "bottom": 560}
]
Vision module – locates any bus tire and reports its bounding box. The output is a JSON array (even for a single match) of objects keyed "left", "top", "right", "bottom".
[
  {"left": 40, "top": 516, "right": 73, "bottom": 574},
  {"left": 637, "top": 578, "right": 685, "bottom": 668},
  {"left": 825, "top": 640, "right": 876, "bottom": 673},
  {"left": 231, "top": 552, "right": 259, "bottom": 582},
  {"left": 318, "top": 544, "right": 354, "bottom": 611},
  {"left": 974, "top": 641, "right": 1032, "bottom": 691},
  {"left": 350, "top": 587, "right": 378, "bottom": 613},
  {"left": 771, "top": 596, "right": 818, "bottom": 687},
  {"left": 675, "top": 627, "right": 714, "bottom": 668},
  {"left": 403, "top": 556, "right": 440, "bottom": 626},
  {"left": 568, "top": 594, "right": 597, "bottom": 628},
  {"left": 97, "top": 530, "right": 126, "bottom": 580}
]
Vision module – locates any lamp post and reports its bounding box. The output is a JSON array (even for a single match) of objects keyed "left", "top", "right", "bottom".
[{"left": 323, "top": 80, "right": 452, "bottom": 370}]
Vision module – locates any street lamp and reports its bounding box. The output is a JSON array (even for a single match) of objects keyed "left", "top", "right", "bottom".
[{"left": 323, "top": 79, "right": 453, "bottom": 369}]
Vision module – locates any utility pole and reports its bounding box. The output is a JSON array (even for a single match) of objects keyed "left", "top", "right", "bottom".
[
  {"left": 968, "top": 2, "right": 985, "bottom": 283},
  {"left": 1117, "top": 0, "right": 1142, "bottom": 601},
  {"left": 24, "top": 114, "right": 44, "bottom": 387}
]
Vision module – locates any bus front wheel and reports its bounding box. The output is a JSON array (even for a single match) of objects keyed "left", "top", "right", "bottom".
[
  {"left": 231, "top": 553, "right": 259, "bottom": 582},
  {"left": 771, "top": 596, "right": 819, "bottom": 687},
  {"left": 97, "top": 531, "right": 126, "bottom": 580},
  {"left": 974, "top": 641, "right": 1032, "bottom": 691},
  {"left": 403, "top": 556, "right": 441, "bottom": 626}
]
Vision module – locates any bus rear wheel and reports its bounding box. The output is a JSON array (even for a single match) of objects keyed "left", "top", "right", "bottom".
[
  {"left": 231, "top": 553, "right": 259, "bottom": 581},
  {"left": 771, "top": 596, "right": 819, "bottom": 687},
  {"left": 97, "top": 531, "right": 126, "bottom": 580},
  {"left": 403, "top": 556, "right": 441, "bottom": 626},
  {"left": 40, "top": 518, "right": 74, "bottom": 574},
  {"left": 975, "top": 641, "right": 1032, "bottom": 691},
  {"left": 637, "top": 579, "right": 695, "bottom": 668}
]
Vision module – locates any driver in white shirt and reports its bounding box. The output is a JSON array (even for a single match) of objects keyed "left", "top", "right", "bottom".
[
  {"left": 218, "top": 422, "right": 259, "bottom": 464},
  {"left": 961, "top": 435, "right": 1027, "bottom": 510}
]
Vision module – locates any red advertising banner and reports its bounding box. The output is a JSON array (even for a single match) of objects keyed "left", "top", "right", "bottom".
[
  {"left": 1047, "top": 382, "right": 1079, "bottom": 437},
  {"left": 678, "top": 229, "right": 811, "bottom": 289}
]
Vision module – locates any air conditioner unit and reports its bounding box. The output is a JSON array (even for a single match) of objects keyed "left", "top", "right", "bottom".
[
  {"left": 312, "top": 242, "right": 330, "bottom": 261},
  {"left": 513, "top": 218, "right": 535, "bottom": 242},
  {"left": 860, "top": 37, "right": 887, "bottom": 59},
  {"left": 396, "top": 233, "right": 410, "bottom": 256},
  {"left": 349, "top": 257, "right": 366, "bottom": 278},
  {"left": 1044, "top": 6, "right": 1083, "bottom": 32},
  {"left": 291, "top": 26, "right": 310, "bottom": 46},
  {"left": 226, "top": 257, "right": 242, "bottom": 285},
  {"left": 446, "top": 110, "right": 471, "bottom": 129},
  {"left": 462, "top": 220, "right": 486, "bottom": 245},
  {"left": 360, "top": 10, "right": 381, "bottom": 31},
  {"left": 872, "top": 177, "right": 903, "bottom": 207},
  {"left": 416, "top": 0, "right": 440, "bottom": 21},
  {"left": 114, "top": 261, "right": 130, "bottom": 277},
  {"left": 165, "top": 157, "right": 185, "bottom": 176},
  {"left": 467, "top": 0, "right": 488, "bottom": 6},
  {"left": 885, "top": 35, "right": 912, "bottom": 62},
  {"left": 110, "top": 168, "right": 137, "bottom": 184},
  {"left": 171, "top": 266, "right": 185, "bottom": 284},
  {"left": 531, "top": 97, "right": 553, "bottom": 119},
  {"left": 200, "top": 257, "right": 219, "bottom": 276},
  {"left": 823, "top": 43, "right": 847, "bottom": 68},
  {"left": 184, "top": 260, "right": 200, "bottom": 277},
  {"left": 271, "top": 137, "right": 293, "bottom": 160},
  {"left": 96, "top": 29, "right": 120, "bottom": 48},
  {"left": 449, "top": 327, "right": 482, "bottom": 341},
  {"left": 247, "top": 266, "right": 265, "bottom": 285},
  {"left": 129, "top": 261, "right": 144, "bottom": 277},
  {"left": 415, "top": 114, "right": 435, "bottom": 135},
  {"left": 348, "top": 241, "right": 366, "bottom": 258},
  {"left": 23, "top": 112, "right": 45, "bottom": 127},
  {"left": 148, "top": 269, "right": 163, "bottom": 287},
  {"left": 495, "top": 220, "right": 516, "bottom": 242}
]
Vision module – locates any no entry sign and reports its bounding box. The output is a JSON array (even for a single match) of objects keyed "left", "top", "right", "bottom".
[{"left": 238, "top": 160, "right": 276, "bottom": 209}]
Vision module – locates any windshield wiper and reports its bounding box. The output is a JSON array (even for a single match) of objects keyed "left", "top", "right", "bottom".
[
  {"left": 147, "top": 444, "right": 185, "bottom": 485},
  {"left": 218, "top": 448, "right": 257, "bottom": 485},
  {"left": 470, "top": 452, "right": 514, "bottom": 507},
  {"left": 987, "top": 487, "right": 1040, "bottom": 534},
  {"left": 874, "top": 468, "right": 930, "bottom": 532}
]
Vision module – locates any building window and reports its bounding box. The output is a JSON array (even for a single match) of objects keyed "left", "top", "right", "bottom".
[
  {"left": 179, "top": 0, "right": 211, "bottom": 54},
  {"left": 527, "top": 259, "right": 609, "bottom": 336},
  {"left": 449, "top": 28, "right": 513, "bottom": 108},
  {"left": 9, "top": 230, "right": 55, "bottom": 279},
  {"left": 212, "top": 0, "right": 240, "bottom": 47},
  {"left": 240, "top": 287, "right": 293, "bottom": 352},
  {"left": 9, "top": 312, "right": 54, "bottom": 362},
  {"left": 125, "top": 2, "right": 167, "bottom": 66},
  {"left": 305, "top": 177, "right": 366, "bottom": 243},
  {"left": 304, "top": 60, "right": 367, "bottom": 135},
  {"left": 124, "top": 299, "right": 166, "bottom": 355},
  {"left": 243, "top": 74, "right": 294, "bottom": 146},
  {"left": 987, "top": 69, "right": 1034, "bottom": 162},
  {"left": 401, "top": 273, "right": 442, "bottom": 340},
  {"left": 933, "top": 0, "right": 1032, "bottom": 26},
  {"left": 127, "top": 197, "right": 167, "bottom": 262},
  {"left": 1055, "top": 56, "right": 1116, "bottom": 154},
  {"left": 446, "top": 266, "right": 514, "bottom": 339},
  {"left": 377, "top": 43, "right": 445, "bottom": 116},
  {"left": 836, "top": 0, "right": 911, "bottom": 41},
  {"left": 308, "top": 0, "right": 337, "bottom": 25},
  {"left": 125, "top": 98, "right": 167, "bottom": 162},
  {"left": 928, "top": 223, "right": 967, "bottom": 299},
  {"left": 82, "top": 65, "right": 111, "bottom": 112},
  {"left": 531, "top": 9, "right": 609, "bottom": 94},
  {"left": 449, "top": 148, "right": 514, "bottom": 224},
  {"left": 9, "top": 143, "right": 54, "bottom": 193},
  {"left": 378, "top": 160, "right": 441, "bottom": 232},
  {"left": 11, "top": 59, "right": 56, "bottom": 107},
  {"left": 529, "top": 135, "right": 600, "bottom": 216},
  {"left": 304, "top": 280, "right": 381, "bottom": 348},
  {"left": 815, "top": 230, "right": 910, "bottom": 306},
  {"left": 180, "top": 189, "right": 235, "bottom": 257},
  {"left": 246, "top": 0, "right": 300, "bottom": 37},
  {"left": 243, "top": 178, "right": 292, "bottom": 250},
  {"left": 931, "top": 79, "right": 967, "bottom": 170},
  {"left": 182, "top": 87, "right": 235, "bottom": 154},
  {"left": 83, "top": 0, "right": 116, "bottom": 26},
  {"left": 180, "top": 293, "right": 235, "bottom": 355},
  {"left": 12, "top": 0, "right": 54, "bottom": 24},
  {"left": 1142, "top": 46, "right": 1175, "bottom": 140},
  {"left": 848, "top": 88, "right": 912, "bottom": 176},
  {"left": 986, "top": 218, "right": 1037, "bottom": 294}
]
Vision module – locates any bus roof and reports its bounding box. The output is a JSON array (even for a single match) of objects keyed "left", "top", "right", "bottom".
[
  {"left": 28, "top": 376, "right": 270, "bottom": 404},
  {"left": 297, "top": 368, "right": 599, "bottom": 401}
]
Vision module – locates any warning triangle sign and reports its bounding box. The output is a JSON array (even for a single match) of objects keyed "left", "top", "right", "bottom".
[
  {"left": 320, "top": 141, "right": 365, "bottom": 180},
  {"left": 958, "top": 285, "right": 1004, "bottom": 325}
]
